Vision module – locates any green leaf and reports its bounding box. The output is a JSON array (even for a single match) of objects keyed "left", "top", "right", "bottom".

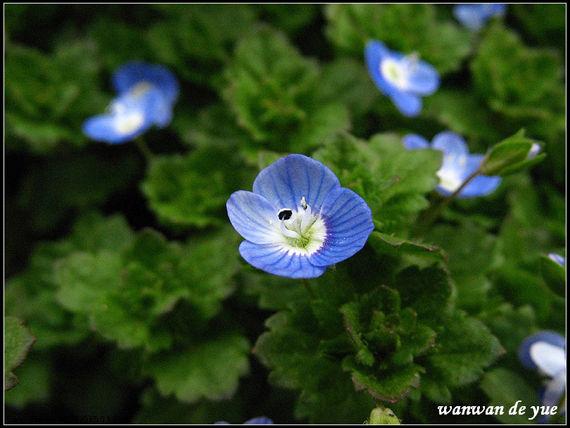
[
  {"left": 425, "top": 312, "right": 504, "bottom": 390},
  {"left": 480, "top": 368, "right": 539, "bottom": 424},
  {"left": 6, "top": 40, "right": 106, "bottom": 153},
  {"left": 314, "top": 132, "right": 442, "bottom": 235},
  {"left": 146, "top": 333, "right": 250, "bottom": 403},
  {"left": 471, "top": 23, "right": 563, "bottom": 130},
  {"left": 5, "top": 317, "right": 35, "bottom": 390},
  {"left": 5, "top": 354, "right": 51, "bottom": 408},
  {"left": 142, "top": 147, "right": 253, "bottom": 229},
  {"left": 540, "top": 254, "right": 565, "bottom": 297},
  {"left": 481, "top": 130, "right": 543, "bottom": 176},
  {"left": 223, "top": 26, "right": 350, "bottom": 155},
  {"left": 325, "top": 4, "right": 472, "bottom": 74}
]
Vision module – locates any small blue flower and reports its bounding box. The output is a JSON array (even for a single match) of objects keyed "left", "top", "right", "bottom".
[
  {"left": 403, "top": 132, "right": 501, "bottom": 198},
  {"left": 83, "top": 62, "right": 179, "bottom": 144},
  {"left": 226, "top": 155, "right": 374, "bottom": 279},
  {"left": 519, "top": 331, "right": 566, "bottom": 423},
  {"left": 453, "top": 3, "right": 507, "bottom": 31},
  {"left": 216, "top": 417, "right": 273, "bottom": 424},
  {"left": 549, "top": 253, "right": 566, "bottom": 267},
  {"left": 365, "top": 40, "right": 439, "bottom": 117}
]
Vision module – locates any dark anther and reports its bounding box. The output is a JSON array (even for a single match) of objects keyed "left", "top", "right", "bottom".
[{"left": 278, "top": 209, "right": 293, "bottom": 220}]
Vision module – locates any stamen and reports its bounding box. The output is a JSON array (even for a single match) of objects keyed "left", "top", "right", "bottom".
[
  {"left": 300, "top": 196, "right": 308, "bottom": 210},
  {"left": 278, "top": 209, "right": 293, "bottom": 220},
  {"left": 280, "top": 221, "right": 300, "bottom": 239}
]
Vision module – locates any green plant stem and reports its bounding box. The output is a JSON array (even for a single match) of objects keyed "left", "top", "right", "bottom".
[
  {"left": 416, "top": 167, "right": 482, "bottom": 236},
  {"left": 135, "top": 138, "right": 153, "bottom": 162}
]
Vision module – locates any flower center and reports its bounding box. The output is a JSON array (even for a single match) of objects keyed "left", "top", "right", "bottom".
[
  {"left": 380, "top": 54, "right": 418, "bottom": 91},
  {"left": 277, "top": 197, "right": 326, "bottom": 255},
  {"left": 437, "top": 155, "right": 468, "bottom": 193}
]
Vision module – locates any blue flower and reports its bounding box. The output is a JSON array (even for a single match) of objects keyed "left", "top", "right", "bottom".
[
  {"left": 453, "top": 4, "right": 507, "bottom": 31},
  {"left": 403, "top": 132, "right": 501, "bottom": 198},
  {"left": 226, "top": 154, "right": 374, "bottom": 279},
  {"left": 216, "top": 417, "right": 273, "bottom": 424},
  {"left": 83, "top": 62, "right": 179, "bottom": 144},
  {"left": 519, "top": 331, "right": 566, "bottom": 423},
  {"left": 549, "top": 253, "right": 566, "bottom": 267},
  {"left": 365, "top": 40, "right": 439, "bottom": 117}
]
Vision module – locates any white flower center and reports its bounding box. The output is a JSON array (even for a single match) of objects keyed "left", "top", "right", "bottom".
[
  {"left": 109, "top": 82, "right": 154, "bottom": 135},
  {"left": 275, "top": 197, "right": 326, "bottom": 256},
  {"left": 114, "top": 110, "right": 145, "bottom": 135},
  {"left": 380, "top": 54, "right": 418, "bottom": 91},
  {"left": 437, "top": 155, "right": 468, "bottom": 193}
]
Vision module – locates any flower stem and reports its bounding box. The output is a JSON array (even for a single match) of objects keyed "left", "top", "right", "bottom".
[
  {"left": 415, "top": 167, "right": 482, "bottom": 236},
  {"left": 135, "top": 138, "right": 153, "bottom": 162}
]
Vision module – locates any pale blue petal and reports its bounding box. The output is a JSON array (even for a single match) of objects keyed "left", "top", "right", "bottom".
[
  {"left": 403, "top": 134, "right": 430, "bottom": 150},
  {"left": 113, "top": 61, "right": 179, "bottom": 104},
  {"left": 309, "top": 188, "right": 373, "bottom": 267},
  {"left": 454, "top": 5, "right": 487, "bottom": 30},
  {"left": 458, "top": 155, "right": 501, "bottom": 198},
  {"left": 519, "top": 331, "right": 566, "bottom": 370},
  {"left": 244, "top": 417, "right": 273, "bottom": 424},
  {"left": 239, "top": 241, "right": 326, "bottom": 279},
  {"left": 226, "top": 191, "right": 279, "bottom": 245},
  {"left": 390, "top": 91, "right": 422, "bottom": 117},
  {"left": 252, "top": 154, "right": 340, "bottom": 211},
  {"left": 432, "top": 132, "right": 469, "bottom": 157},
  {"left": 549, "top": 253, "right": 566, "bottom": 266},
  {"left": 365, "top": 40, "right": 396, "bottom": 97},
  {"left": 82, "top": 114, "right": 149, "bottom": 144},
  {"left": 542, "top": 374, "right": 566, "bottom": 408},
  {"left": 406, "top": 60, "right": 440, "bottom": 95}
]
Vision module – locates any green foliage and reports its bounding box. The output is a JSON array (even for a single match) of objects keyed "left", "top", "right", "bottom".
[
  {"left": 5, "top": 40, "right": 106, "bottom": 153},
  {"left": 142, "top": 147, "right": 253, "bottom": 229},
  {"left": 254, "top": 254, "right": 503, "bottom": 422},
  {"left": 367, "top": 406, "right": 401, "bottom": 424},
  {"left": 325, "top": 4, "right": 472, "bottom": 74},
  {"left": 5, "top": 317, "right": 36, "bottom": 390},
  {"left": 315, "top": 132, "right": 442, "bottom": 235},
  {"left": 223, "top": 26, "right": 351, "bottom": 156}
]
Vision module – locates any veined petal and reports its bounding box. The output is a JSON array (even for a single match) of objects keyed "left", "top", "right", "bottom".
[
  {"left": 530, "top": 342, "right": 566, "bottom": 378},
  {"left": 113, "top": 61, "right": 179, "bottom": 104},
  {"left": 406, "top": 60, "right": 440, "bottom": 96},
  {"left": 403, "top": 134, "right": 430, "bottom": 150},
  {"left": 519, "top": 331, "right": 566, "bottom": 370},
  {"left": 226, "top": 191, "right": 280, "bottom": 245},
  {"left": 310, "top": 187, "right": 373, "bottom": 267},
  {"left": 432, "top": 132, "right": 469, "bottom": 157},
  {"left": 239, "top": 241, "right": 326, "bottom": 279},
  {"left": 253, "top": 154, "right": 340, "bottom": 211}
]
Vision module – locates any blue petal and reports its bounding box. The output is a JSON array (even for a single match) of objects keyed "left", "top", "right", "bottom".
[
  {"left": 453, "top": 5, "right": 488, "bottom": 30},
  {"left": 542, "top": 374, "right": 566, "bottom": 408},
  {"left": 458, "top": 155, "right": 501, "bottom": 198},
  {"left": 244, "top": 417, "right": 273, "bottom": 424},
  {"left": 549, "top": 253, "right": 566, "bottom": 266},
  {"left": 403, "top": 134, "right": 430, "bottom": 150},
  {"left": 82, "top": 113, "right": 149, "bottom": 144},
  {"left": 227, "top": 191, "right": 280, "bottom": 245},
  {"left": 432, "top": 132, "right": 469, "bottom": 157},
  {"left": 252, "top": 154, "right": 340, "bottom": 211},
  {"left": 406, "top": 60, "right": 440, "bottom": 96},
  {"left": 519, "top": 331, "right": 566, "bottom": 370},
  {"left": 112, "top": 61, "right": 179, "bottom": 104},
  {"left": 309, "top": 187, "right": 373, "bottom": 267},
  {"left": 239, "top": 241, "right": 326, "bottom": 279},
  {"left": 390, "top": 91, "right": 422, "bottom": 117},
  {"left": 365, "top": 40, "right": 397, "bottom": 97}
]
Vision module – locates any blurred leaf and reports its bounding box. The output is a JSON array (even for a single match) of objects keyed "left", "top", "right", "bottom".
[
  {"left": 326, "top": 4, "right": 472, "bottom": 74},
  {"left": 540, "top": 255, "right": 565, "bottom": 297},
  {"left": 5, "top": 317, "right": 35, "bottom": 390},
  {"left": 142, "top": 147, "right": 253, "bottom": 229},
  {"left": 5, "top": 354, "right": 51, "bottom": 408},
  {"left": 6, "top": 40, "right": 106, "bottom": 153},
  {"left": 146, "top": 333, "right": 250, "bottom": 403},
  {"left": 480, "top": 368, "right": 538, "bottom": 424},
  {"left": 481, "top": 130, "right": 543, "bottom": 176}
]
